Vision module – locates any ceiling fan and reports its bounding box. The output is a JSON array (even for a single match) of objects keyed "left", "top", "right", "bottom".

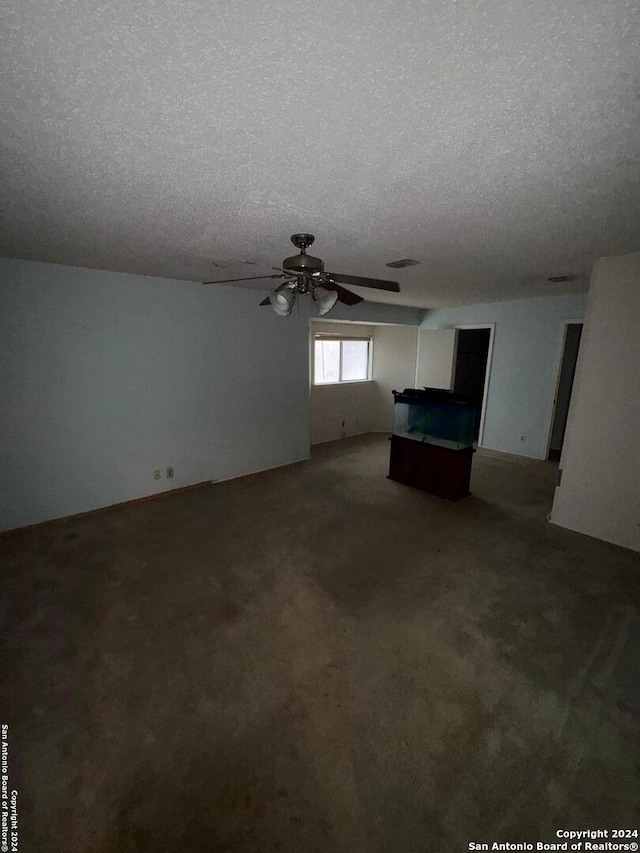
[{"left": 203, "top": 234, "right": 400, "bottom": 316}]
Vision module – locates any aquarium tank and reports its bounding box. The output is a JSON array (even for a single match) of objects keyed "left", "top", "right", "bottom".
[{"left": 392, "top": 388, "right": 477, "bottom": 450}]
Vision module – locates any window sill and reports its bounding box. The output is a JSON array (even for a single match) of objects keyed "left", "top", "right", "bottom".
[{"left": 313, "top": 380, "right": 374, "bottom": 387}]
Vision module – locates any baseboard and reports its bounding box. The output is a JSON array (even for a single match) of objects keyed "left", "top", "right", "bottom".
[
  {"left": 210, "top": 455, "right": 311, "bottom": 484},
  {"left": 1, "top": 451, "right": 317, "bottom": 538},
  {"left": 548, "top": 517, "right": 640, "bottom": 554},
  {"left": 309, "top": 433, "right": 544, "bottom": 460},
  {"left": 311, "top": 430, "right": 376, "bottom": 447},
  {"left": 0, "top": 480, "right": 213, "bottom": 537},
  {"left": 477, "top": 444, "right": 546, "bottom": 461}
]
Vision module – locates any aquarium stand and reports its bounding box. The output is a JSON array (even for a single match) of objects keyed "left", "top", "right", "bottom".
[{"left": 388, "top": 435, "right": 474, "bottom": 501}]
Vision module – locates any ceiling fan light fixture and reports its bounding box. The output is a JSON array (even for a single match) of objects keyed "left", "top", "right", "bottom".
[
  {"left": 312, "top": 285, "right": 339, "bottom": 316},
  {"left": 269, "top": 284, "right": 296, "bottom": 316},
  {"left": 204, "top": 234, "right": 400, "bottom": 316}
]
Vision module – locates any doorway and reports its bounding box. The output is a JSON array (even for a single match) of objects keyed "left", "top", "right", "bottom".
[
  {"left": 453, "top": 327, "right": 493, "bottom": 443},
  {"left": 548, "top": 322, "right": 583, "bottom": 462}
]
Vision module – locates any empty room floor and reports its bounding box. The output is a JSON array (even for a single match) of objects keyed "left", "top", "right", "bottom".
[{"left": 2, "top": 434, "right": 639, "bottom": 852}]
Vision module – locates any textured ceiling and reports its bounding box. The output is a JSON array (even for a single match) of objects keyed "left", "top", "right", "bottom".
[{"left": 1, "top": 0, "right": 639, "bottom": 307}]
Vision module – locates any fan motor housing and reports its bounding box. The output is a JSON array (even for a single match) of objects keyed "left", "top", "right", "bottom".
[{"left": 282, "top": 253, "right": 324, "bottom": 274}]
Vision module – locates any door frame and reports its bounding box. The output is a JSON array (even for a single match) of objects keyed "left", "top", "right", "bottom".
[
  {"left": 543, "top": 319, "right": 584, "bottom": 461},
  {"left": 453, "top": 323, "right": 495, "bottom": 448}
]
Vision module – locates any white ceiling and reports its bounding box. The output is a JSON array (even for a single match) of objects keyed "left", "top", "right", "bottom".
[{"left": 1, "top": 0, "right": 639, "bottom": 307}]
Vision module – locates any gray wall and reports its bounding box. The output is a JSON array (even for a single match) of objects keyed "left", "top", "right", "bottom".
[
  {"left": 1, "top": 258, "right": 421, "bottom": 530},
  {"left": 422, "top": 293, "right": 587, "bottom": 458},
  {"left": 551, "top": 252, "right": 640, "bottom": 552},
  {"left": 328, "top": 301, "right": 424, "bottom": 326},
  {"left": 1, "top": 258, "right": 312, "bottom": 529}
]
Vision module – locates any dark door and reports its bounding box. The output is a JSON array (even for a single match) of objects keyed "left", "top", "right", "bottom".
[
  {"left": 548, "top": 323, "right": 582, "bottom": 461},
  {"left": 453, "top": 328, "right": 491, "bottom": 441}
]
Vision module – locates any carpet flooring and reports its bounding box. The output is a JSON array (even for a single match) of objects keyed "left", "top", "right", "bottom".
[{"left": 2, "top": 434, "right": 639, "bottom": 852}]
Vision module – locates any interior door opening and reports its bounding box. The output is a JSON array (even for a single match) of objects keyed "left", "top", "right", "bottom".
[
  {"left": 453, "top": 328, "right": 492, "bottom": 442},
  {"left": 548, "top": 322, "right": 583, "bottom": 462}
]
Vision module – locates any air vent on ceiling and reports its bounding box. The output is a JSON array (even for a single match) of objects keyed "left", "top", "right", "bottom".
[
  {"left": 386, "top": 258, "right": 420, "bottom": 269},
  {"left": 547, "top": 274, "right": 576, "bottom": 283}
]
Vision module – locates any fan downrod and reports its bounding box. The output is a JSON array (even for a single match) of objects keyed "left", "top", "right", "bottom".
[{"left": 290, "top": 233, "right": 315, "bottom": 253}]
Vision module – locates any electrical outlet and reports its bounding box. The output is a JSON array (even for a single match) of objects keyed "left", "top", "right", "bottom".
[
  {"left": 153, "top": 470, "right": 162, "bottom": 480},
  {"left": 166, "top": 466, "right": 174, "bottom": 479},
  {"left": 520, "top": 435, "right": 527, "bottom": 442}
]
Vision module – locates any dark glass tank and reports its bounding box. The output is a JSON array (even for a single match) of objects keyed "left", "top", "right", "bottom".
[{"left": 391, "top": 388, "right": 477, "bottom": 451}]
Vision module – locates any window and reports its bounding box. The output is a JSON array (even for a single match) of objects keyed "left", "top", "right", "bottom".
[{"left": 314, "top": 335, "right": 371, "bottom": 385}]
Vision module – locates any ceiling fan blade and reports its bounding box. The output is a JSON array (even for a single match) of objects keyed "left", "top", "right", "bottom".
[
  {"left": 272, "top": 267, "right": 304, "bottom": 278},
  {"left": 327, "top": 272, "right": 400, "bottom": 292},
  {"left": 203, "top": 273, "right": 286, "bottom": 285},
  {"left": 329, "top": 283, "right": 364, "bottom": 306}
]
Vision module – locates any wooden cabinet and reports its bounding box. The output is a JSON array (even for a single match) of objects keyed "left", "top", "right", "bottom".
[{"left": 388, "top": 435, "right": 473, "bottom": 501}]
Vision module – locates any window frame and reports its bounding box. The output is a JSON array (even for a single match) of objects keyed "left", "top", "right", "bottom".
[{"left": 312, "top": 333, "right": 373, "bottom": 386}]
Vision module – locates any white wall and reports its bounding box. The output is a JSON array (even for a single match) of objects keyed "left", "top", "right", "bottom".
[
  {"left": 415, "top": 328, "right": 457, "bottom": 390},
  {"left": 309, "top": 322, "right": 376, "bottom": 444},
  {"left": 310, "top": 382, "right": 376, "bottom": 444},
  {"left": 422, "top": 293, "right": 587, "bottom": 458},
  {"left": 551, "top": 252, "right": 640, "bottom": 552},
  {"left": 0, "top": 258, "right": 313, "bottom": 530},
  {"left": 309, "top": 321, "right": 419, "bottom": 443},
  {"left": 370, "top": 325, "right": 419, "bottom": 432}
]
